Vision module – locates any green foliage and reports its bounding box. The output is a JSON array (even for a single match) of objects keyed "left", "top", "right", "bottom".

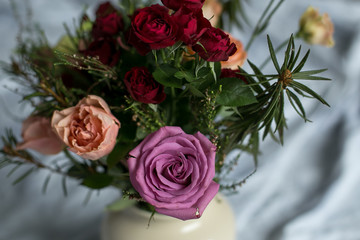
[{"left": 215, "top": 78, "right": 257, "bottom": 107}]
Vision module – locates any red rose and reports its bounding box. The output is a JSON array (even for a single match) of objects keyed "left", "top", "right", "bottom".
[
  {"left": 127, "top": 4, "right": 179, "bottom": 55},
  {"left": 220, "top": 68, "right": 248, "bottom": 84},
  {"left": 161, "top": 0, "right": 205, "bottom": 11},
  {"left": 83, "top": 39, "right": 120, "bottom": 67},
  {"left": 192, "top": 27, "right": 237, "bottom": 62},
  {"left": 173, "top": 6, "right": 211, "bottom": 45},
  {"left": 124, "top": 67, "right": 166, "bottom": 104},
  {"left": 92, "top": 2, "right": 123, "bottom": 39}
]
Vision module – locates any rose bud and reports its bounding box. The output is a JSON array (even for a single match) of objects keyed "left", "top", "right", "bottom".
[
  {"left": 127, "top": 4, "right": 179, "bottom": 55},
  {"left": 127, "top": 126, "right": 220, "bottom": 220},
  {"left": 202, "top": 0, "right": 223, "bottom": 27},
  {"left": 92, "top": 2, "right": 124, "bottom": 39},
  {"left": 83, "top": 38, "right": 121, "bottom": 67},
  {"left": 221, "top": 33, "right": 247, "bottom": 69},
  {"left": 298, "top": 6, "right": 335, "bottom": 47},
  {"left": 192, "top": 27, "right": 237, "bottom": 62},
  {"left": 124, "top": 67, "right": 166, "bottom": 104},
  {"left": 161, "top": 0, "right": 205, "bottom": 11},
  {"left": 220, "top": 68, "right": 248, "bottom": 84},
  {"left": 16, "top": 116, "right": 64, "bottom": 155},
  {"left": 51, "top": 95, "right": 120, "bottom": 160},
  {"left": 172, "top": 6, "right": 211, "bottom": 45}
]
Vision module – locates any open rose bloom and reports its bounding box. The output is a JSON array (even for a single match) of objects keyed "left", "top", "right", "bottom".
[
  {"left": 51, "top": 95, "right": 120, "bottom": 160},
  {"left": 128, "top": 126, "right": 220, "bottom": 220}
]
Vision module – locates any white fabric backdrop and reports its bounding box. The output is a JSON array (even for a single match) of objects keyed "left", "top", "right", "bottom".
[{"left": 0, "top": 0, "right": 359, "bottom": 239}]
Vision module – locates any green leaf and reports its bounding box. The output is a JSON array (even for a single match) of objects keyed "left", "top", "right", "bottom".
[
  {"left": 247, "top": 60, "right": 271, "bottom": 89},
  {"left": 186, "top": 84, "right": 206, "bottom": 97},
  {"left": 292, "top": 49, "right": 310, "bottom": 73},
  {"left": 174, "top": 70, "right": 195, "bottom": 82},
  {"left": 267, "top": 35, "right": 281, "bottom": 73},
  {"left": 286, "top": 89, "right": 309, "bottom": 121},
  {"left": 282, "top": 34, "right": 294, "bottom": 71},
  {"left": 290, "top": 81, "right": 330, "bottom": 106},
  {"left": 293, "top": 69, "right": 328, "bottom": 76},
  {"left": 106, "top": 197, "right": 136, "bottom": 211},
  {"left": 62, "top": 175, "right": 68, "bottom": 197},
  {"left": 42, "top": 174, "right": 52, "bottom": 194},
  {"left": 82, "top": 174, "right": 114, "bottom": 189},
  {"left": 288, "top": 45, "right": 302, "bottom": 71},
  {"left": 152, "top": 64, "right": 182, "bottom": 88},
  {"left": 215, "top": 78, "right": 257, "bottom": 107}
]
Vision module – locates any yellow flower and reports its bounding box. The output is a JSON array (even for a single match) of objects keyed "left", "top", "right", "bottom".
[{"left": 298, "top": 6, "right": 335, "bottom": 47}]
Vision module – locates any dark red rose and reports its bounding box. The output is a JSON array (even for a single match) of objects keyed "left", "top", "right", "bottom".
[
  {"left": 83, "top": 39, "right": 120, "bottom": 67},
  {"left": 127, "top": 4, "right": 179, "bottom": 55},
  {"left": 92, "top": 2, "right": 123, "bottom": 39},
  {"left": 124, "top": 67, "right": 166, "bottom": 104},
  {"left": 172, "top": 7, "right": 211, "bottom": 45},
  {"left": 192, "top": 27, "right": 237, "bottom": 62},
  {"left": 220, "top": 68, "right": 248, "bottom": 84},
  {"left": 95, "top": 2, "right": 116, "bottom": 17},
  {"left": 161, "top": 0, "right": 205, "bottom": 11}
]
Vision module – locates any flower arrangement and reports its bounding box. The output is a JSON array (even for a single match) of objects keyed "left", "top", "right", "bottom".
[{"left": 1, "top": 0, "right": 333, "bottom": 221}]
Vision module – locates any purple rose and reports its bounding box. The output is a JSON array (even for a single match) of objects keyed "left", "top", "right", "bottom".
[{"left": 127, "top": 126, "right": 219, "bottom": 220}]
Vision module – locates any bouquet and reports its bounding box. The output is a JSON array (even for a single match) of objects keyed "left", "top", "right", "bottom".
[{"left": 0, "top": 0, "right": 333, "bottom": 221}]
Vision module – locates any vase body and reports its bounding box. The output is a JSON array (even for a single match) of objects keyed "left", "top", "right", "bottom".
[{"left": 101, "top": 194, "right": 235, "bottom": 240}]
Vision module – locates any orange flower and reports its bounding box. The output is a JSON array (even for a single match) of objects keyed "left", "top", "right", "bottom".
[
  {"left": 298, "top": 6, "right": 335, "bottom": 47},
  {"left": 202, "top": 0, "right": 223, "bottom": 27},
  {"left": 221, "top": 34, "right": 247, "bottom": 69}
]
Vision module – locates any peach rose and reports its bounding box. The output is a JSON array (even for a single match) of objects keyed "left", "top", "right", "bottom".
[
  {"left": 51, "top": 95, "right": 120, "bottom": 160},
  {"left": 202, "top": 0, "right": 223, "bottom": 27},
  {"left": 221, "top": 34, "right": 247, "bottom": 69},
  {"left": 298, "top": 6, "right": 335, "bottom": 47},
  {"left": 16, "top": 116, "right": 64, "bottom": 155}
]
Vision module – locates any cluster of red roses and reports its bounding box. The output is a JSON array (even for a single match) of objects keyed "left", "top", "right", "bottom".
[
  {"left": 80, "top": 0, "right": 240, "bottom": 105},
  {"left": 82, "top": 2, "right": 123, "bottom": 67},
  {"left": 83, "top": 0, "right": 237, "bottom": 65},
  {"left": 128, "top": 1, "right": 237, "bottom": 61}
]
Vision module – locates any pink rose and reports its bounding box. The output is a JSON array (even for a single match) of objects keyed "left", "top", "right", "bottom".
[
  {"left": 51, "top": 95, "right": 120, "bottom": 160},
  {"left": 16, "top": 116, "right": 64, "bottom": 155},
  {"left": 127, "top": 126, "right": 219, "bottom": 220}
]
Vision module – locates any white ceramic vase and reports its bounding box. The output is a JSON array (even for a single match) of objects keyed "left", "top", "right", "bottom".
[{"left": 101, "top": 193, "right": 236, "bottom": 240}]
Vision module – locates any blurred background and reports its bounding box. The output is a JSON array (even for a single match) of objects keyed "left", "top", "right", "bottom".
[{"left": 0, "top": 0, "right": 359, "bottom": 239}]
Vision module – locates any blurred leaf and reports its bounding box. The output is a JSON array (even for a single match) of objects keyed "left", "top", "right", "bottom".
[
  {"left": 12, "top": 167, "right": 34, "bottom": 185},
  {"left": 82, "top": 174, "right": 114, "bottom": 189},
  {"left": 215, "top": 78, "right": 257, "bottom": 107},
  {"left": 152, "top": 64, "right": 182, "bottom": 88}
]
